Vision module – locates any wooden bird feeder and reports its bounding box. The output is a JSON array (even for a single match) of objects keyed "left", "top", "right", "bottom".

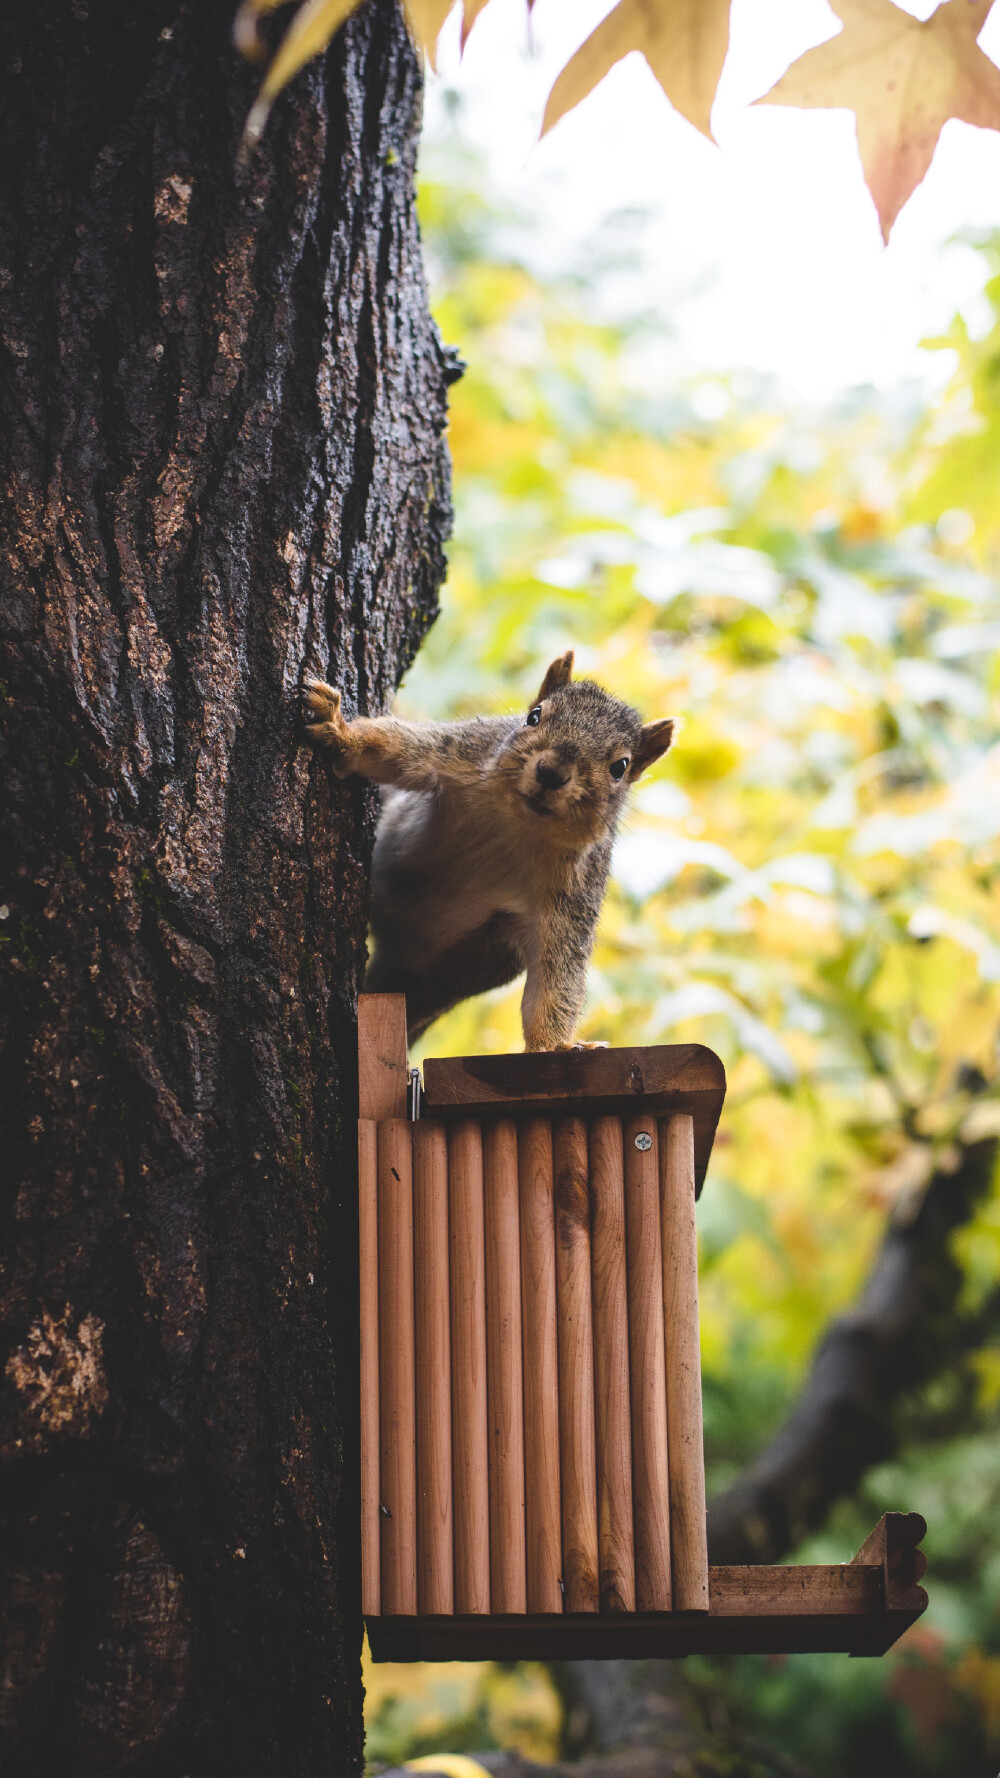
[{"left": 359, "top": 994, "right": 927, "bottom": 1662}]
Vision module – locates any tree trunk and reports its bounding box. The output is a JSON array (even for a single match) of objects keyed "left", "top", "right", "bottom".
[{"left": 0, "top": 1, "right": 451, "bottom": 1771}]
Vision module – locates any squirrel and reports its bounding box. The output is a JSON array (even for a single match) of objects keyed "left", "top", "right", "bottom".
[{"left": 302, "top": 652, "right": 674, "bottom": 1051}]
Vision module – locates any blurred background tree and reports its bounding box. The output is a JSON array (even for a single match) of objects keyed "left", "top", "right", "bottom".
[{"left": 364, "top": 132, "right": 1000, "bottom": 1778}]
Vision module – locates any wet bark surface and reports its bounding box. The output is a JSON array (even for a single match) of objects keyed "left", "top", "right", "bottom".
[{"left": 0, "top": 0, "right": 451, "bottom": 1770}]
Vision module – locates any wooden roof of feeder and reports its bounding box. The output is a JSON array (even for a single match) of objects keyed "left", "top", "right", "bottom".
[{"left": 422, "top": 1044, "right": 725, "bottom": 1197}]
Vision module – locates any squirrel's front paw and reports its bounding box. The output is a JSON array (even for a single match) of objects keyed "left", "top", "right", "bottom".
[
  {"left": 302, "top": 678, "right": 354, "bottom": 772},
  {"left": 551, "top": 1039, "right": 610, "bottom": 1052}
]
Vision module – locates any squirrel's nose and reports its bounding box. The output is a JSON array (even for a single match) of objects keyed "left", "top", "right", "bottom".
[{"left": 536, "top": 759, "right": 568, "bottom": 791}]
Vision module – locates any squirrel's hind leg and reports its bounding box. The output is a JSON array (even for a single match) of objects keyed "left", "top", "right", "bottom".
[{"left": 366, "top": 913, "right": 524, "bottom": 1044}]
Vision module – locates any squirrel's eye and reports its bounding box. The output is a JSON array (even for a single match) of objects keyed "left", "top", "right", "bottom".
[
  {"left": 526, "top": 706, "right": 542, "bottom": 727},
  {"left": 610, "top": 757, "right": 629, "bottom": 782}
]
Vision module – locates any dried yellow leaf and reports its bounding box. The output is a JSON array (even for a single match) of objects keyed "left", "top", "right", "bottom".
[
  {"left": 460, "top": 0, "right": 493, "bottom": 53},
  {"left": 242, "top": 0, "right": 363, "bottom": 152},
  {"left": 759, "top": 0, "right": 1000, "bottom": 242},
  {"left": 543, "top": 0, "right": 731, "bottom": 141},
  {"left": 404, "top": 0, "right": 457, "bottom": 70}
]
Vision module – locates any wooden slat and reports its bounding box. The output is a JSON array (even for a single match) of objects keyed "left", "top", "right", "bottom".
[
  {"left": 554, "top": 1117, "right": 599, "bottom": 1613},
  {"left": 413, "top": 1120, "right": 453, "bottom": 1616},
  {"left": 589, "top": 1115, "right": 635, "bottom": 1613},
  {"left": 359, "top": 994, "right": 408, "bottom": 1121},
  {"left": 708, "top": 1564, "right": 883, "bottom": 1616},
  {"left": 661, "top": 1114, "right": 709, "bottom": 1612},
  {"left": 449, "top": 1119, "right": 490, "bottom": 1614},
  {"left": 624, "top": 1115, "right": 671, "bottom": 1611},
  {"left": 423, "top": 1044, "right": 726, "bottom": 1194},
  {"left": 425, "top": 1044, "right": 723, "bottom": 1107},
  {"left": 359, "top": 1118, "right": 380, "bottom": 1618},
  {"left": 484, "top": 1118, "right": 527, "bottom": 1614},
  {"left": 368, "top": 1611, "right": 889, "bottom": 1662},
  {"left": 377, "top": 1118, "right": 416, "bottom": 1615},
  {"left": 517, "top": 1116, "right": 563, "bottom": 1614}
]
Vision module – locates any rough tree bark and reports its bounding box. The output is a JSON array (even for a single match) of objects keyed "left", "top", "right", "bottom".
[{"left": 0, "top": 1, "right": 451, "bottom": 1772}]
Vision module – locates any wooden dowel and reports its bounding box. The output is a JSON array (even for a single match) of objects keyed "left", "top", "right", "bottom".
[
  {"left": 413, "top": 1120, "right": 453, "bottom": 1615},
  {"left": 589, "top": 1116, "right": 635, "bottom": 1613},
  {"left": 624, "top": 1115, "right": 671, "bottom": 1611},
  {"left": 377, "top": 1117, "right": 417, "bottom": 1615},
  {"left": 484, "top": 1118, "right": 527, "bottom": 1614},
  {"left": 449, "top": 1119, "right": 490, "bottom": 1614},
  {"left": 554, "top": 1117, "right": 599, "bottom": 1613},
  {"left": 359, "top": 1118, "right": 380, "bottom": 1618},
  {"left": 517, "top": 1117, "right": 563, "bottom": 1613},
  {"left": 661, "top": 1113, "right": 709, "bottom": 1611}
]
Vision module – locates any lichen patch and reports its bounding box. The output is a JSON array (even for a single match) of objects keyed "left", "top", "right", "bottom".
[
  {"left": 6, "top": 1307, "right": 109, "bottom": 1442},
  {"left": 153, "top": 174, "right": 192, "bottom": 226}
]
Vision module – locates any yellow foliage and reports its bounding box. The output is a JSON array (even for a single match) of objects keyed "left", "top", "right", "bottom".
[
  {"left": 955, "top": 1647, "right": 1000, "bottom": 1740},
  {"left": 362, "top": 1642, "right": 561, "bottom": 1767}
]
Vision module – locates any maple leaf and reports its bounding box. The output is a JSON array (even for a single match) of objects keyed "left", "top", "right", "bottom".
[
  {"left": 758, "top": 0, "right": 1000, "bottom": 242},
  {"left": 460, "top": 0, "right": 494, "bottom": 52},
  {"left": 542, "top": 0, "right": 731, "bottom": 142},
  {"left": 405, "top": 0, "right": 457, "bottom": 70}
]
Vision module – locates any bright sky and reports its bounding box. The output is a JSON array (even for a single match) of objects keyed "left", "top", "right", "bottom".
[{"left": 421, "top": 0, "right": 1000, "bottom": 397}]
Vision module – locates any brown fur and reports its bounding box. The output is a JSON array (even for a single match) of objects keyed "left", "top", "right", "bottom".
[{"left": 302, "top": 653, "right": 674, "bottom": 1050}]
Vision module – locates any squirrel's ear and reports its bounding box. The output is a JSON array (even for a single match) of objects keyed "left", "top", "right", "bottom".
[
  {"left": 630, "top": 718, "right": 674, "bottom": 780},
  {"left": 533, "top": 651, "right": 574, "bottom": 705}
]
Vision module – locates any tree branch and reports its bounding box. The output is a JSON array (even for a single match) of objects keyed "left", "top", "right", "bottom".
[{"left": 707, "top": 1136, "right": 998, "bottom": 1564}]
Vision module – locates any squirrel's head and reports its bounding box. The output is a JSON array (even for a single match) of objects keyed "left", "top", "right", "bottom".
[{"left": 494, "top": 651, "right": 674, "bottom": 845}]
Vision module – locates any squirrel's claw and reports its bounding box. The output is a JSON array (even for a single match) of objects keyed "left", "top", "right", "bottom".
[
  {"left": 551, "top": 1039, "right": 609, "bottom": 1051},
  {"left": 301, "top": 678, "right": 352, "bottom": 762},
  {"left": 302, "top": 676, "right": 342, "bottom": 723}
]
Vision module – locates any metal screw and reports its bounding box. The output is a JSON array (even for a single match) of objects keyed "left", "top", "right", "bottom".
[{"left": 634, "top": 1131, "right": 652, "bottom": 1152}]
